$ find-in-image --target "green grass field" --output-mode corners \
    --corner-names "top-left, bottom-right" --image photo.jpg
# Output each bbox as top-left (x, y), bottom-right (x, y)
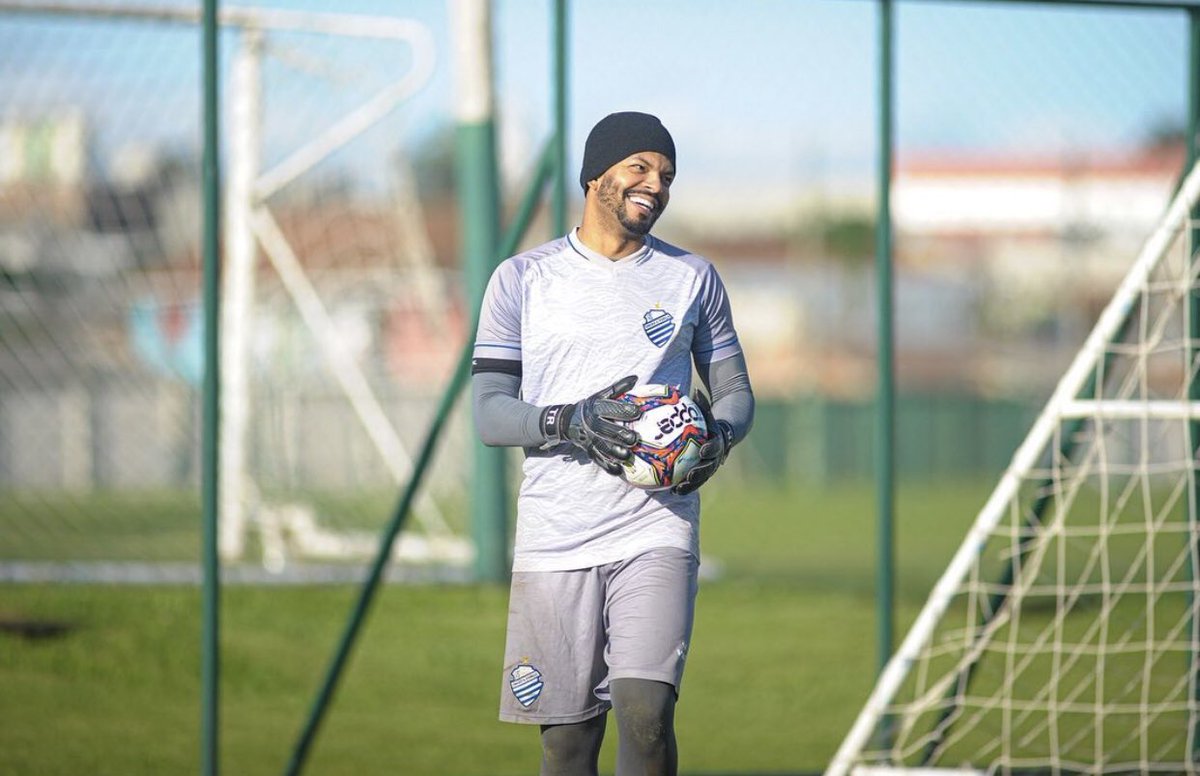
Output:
top-left (0, 480), bottom-right (993, 775)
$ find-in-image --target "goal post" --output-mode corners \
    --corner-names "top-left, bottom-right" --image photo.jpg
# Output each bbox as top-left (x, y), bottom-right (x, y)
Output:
top-left (828, 156), bottom-right (1200, 775)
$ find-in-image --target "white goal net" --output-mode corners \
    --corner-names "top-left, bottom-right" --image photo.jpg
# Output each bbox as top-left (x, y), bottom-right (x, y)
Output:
top-left (0, 2), bottom-right (474, 582)
top-left (829, 158), bottom-right (1200, 775)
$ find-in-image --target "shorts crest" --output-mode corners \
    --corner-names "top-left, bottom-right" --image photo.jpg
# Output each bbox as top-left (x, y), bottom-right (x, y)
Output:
top-left (509, 663), bottom-right (544, 708)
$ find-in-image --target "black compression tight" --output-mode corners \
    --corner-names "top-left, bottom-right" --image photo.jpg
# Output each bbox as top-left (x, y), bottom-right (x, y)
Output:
top-left (540, 714), bottom-right (606, 776)
top-left (538, 678), bottom-right (677, 776)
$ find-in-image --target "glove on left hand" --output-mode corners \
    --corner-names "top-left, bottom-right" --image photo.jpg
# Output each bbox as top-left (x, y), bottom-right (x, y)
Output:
top-left (671, 391), bottom-right (734, 495)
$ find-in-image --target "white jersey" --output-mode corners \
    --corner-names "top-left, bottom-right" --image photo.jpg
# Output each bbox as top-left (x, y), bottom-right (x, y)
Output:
top-left (473, 229), bottom-right (743, 572)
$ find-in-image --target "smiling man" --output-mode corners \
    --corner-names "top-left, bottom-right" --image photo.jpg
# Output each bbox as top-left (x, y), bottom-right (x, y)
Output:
top-left (471, 111), bottom-right (755, 775)
top-left (579, 116), bottom-right (674, 255)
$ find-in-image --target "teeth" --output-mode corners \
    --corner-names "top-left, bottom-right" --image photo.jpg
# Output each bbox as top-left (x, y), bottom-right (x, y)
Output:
top-left (629, 196), bottom-right (656, 210)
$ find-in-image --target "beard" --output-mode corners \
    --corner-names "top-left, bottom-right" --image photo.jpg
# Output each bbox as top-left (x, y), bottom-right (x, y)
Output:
top-left (597, 175), bottom-right (660, 236)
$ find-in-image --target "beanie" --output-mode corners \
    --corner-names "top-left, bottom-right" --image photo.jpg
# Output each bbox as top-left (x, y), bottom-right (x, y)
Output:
top-left (579, 111), bottom-right (676, 193)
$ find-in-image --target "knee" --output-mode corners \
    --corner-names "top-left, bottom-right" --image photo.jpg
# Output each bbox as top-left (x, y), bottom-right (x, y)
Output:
top-left (610, 678), bottom-right (675, 750)
top-left (620, 707), bottom-right (669, 752)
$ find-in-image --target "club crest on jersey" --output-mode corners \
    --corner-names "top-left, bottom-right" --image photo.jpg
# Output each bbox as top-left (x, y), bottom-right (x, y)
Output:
top-left (642, 308), bottom-right (674, 347)
top-left (509, 663), bottom-right (544, 708)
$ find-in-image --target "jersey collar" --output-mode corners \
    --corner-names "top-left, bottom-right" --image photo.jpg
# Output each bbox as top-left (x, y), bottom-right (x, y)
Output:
top-left (567, 228), bottom-right (654, 268)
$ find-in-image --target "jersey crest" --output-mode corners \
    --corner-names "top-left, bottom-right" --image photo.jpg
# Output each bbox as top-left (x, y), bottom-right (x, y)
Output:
top-left (642, 308), bottom-right (675, 347)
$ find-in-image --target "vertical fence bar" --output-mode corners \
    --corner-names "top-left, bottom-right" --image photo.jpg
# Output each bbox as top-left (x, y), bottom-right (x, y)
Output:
top-left (875, 0), bottom-right (896, 679)
top-left (282, 347), bottom-right (472, 776)
top-left (200, 0), bottom-right (222, 773)
top-left (551, 0), bottom-right (568, 235)
top-left (282, 347), bottom-right (470, 776)
top-left (1188, 7), bottom-right (1200, 767)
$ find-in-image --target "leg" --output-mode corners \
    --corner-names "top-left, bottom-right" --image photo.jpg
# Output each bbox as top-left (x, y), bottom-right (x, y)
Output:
top-left (539, 714), bottom-right (607, 776)
top-left (599, 548), bottom-right (698, 774)
top-left (610, 678), bottom-right (677, 775)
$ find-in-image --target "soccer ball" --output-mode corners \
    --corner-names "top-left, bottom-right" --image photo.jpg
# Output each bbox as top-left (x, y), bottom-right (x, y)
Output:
top-left (613, 384), bottom-right (708, 491)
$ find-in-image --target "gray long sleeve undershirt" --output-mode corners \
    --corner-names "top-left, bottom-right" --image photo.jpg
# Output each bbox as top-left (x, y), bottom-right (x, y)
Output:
top-left (471, 353), bottom-right (755, 450)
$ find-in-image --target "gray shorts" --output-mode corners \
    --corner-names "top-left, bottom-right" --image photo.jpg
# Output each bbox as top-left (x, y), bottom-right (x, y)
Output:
top-left (498, 547), bottom-right (699, 725)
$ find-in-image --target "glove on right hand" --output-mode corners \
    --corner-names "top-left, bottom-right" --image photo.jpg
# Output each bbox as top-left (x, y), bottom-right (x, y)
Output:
top-left (541, 375), bottom-right (642, 475)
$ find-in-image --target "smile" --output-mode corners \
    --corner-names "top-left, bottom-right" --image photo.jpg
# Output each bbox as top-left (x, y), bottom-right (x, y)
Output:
top-left (626, 193), bottom-right (658, 215)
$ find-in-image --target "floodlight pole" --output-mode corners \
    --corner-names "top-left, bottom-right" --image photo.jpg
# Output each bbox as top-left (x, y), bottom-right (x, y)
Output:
top-left (200, 0), bottom-right (222, 773)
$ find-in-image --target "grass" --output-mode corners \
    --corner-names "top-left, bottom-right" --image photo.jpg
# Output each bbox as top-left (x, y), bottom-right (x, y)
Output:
top-left (0, 479), bottom-right (994, 775)
top-left (0, 490), bottom-right (200, 561)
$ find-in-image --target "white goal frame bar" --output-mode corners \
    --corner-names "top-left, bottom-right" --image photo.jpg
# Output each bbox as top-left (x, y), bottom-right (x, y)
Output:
top-left (826, 156), bottom-right (1200, 776)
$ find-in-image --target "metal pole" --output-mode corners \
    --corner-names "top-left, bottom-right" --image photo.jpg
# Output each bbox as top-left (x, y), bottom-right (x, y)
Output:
top-left (451, 0), bottom-right (509, 583)
top-left (551, 0), bottom-right (568, 235)
top-left (1187, 7), bottom-right (1200, 766)
top-left (200, 0), bottom-right (221, 773)
top-left (283, 339), bottom-right (473, 776)
top-left (875, 0), bottom-right (896, 680)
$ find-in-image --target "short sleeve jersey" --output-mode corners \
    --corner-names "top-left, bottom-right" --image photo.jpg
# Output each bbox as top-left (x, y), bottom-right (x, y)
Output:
top-left (472, 229), bottom-right (742, 572)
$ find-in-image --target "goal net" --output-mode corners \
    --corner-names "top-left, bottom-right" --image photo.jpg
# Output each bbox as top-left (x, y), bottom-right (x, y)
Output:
top-left (0, 4), bottom-right (474, 582)
top-left (828, 157), bottom-right (1200, 775)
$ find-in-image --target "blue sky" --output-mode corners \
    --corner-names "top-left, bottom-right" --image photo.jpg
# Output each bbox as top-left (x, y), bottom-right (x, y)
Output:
top-left (497, 0), bottom-right (1188, 191)
top-left (0, 0), bottom-right (1190, 201)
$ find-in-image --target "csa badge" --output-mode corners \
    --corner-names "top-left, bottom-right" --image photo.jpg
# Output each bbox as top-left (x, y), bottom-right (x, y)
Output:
top-left (509, 663), bottom-right (544, 708)
top-left (642, 308), bottom-right (675, 347)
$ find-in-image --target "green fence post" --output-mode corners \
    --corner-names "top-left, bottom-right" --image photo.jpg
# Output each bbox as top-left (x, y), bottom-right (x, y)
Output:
top-left (200, 0), bottom-right (221, 773)
top-left (1188, 5), bottom-right (1200, 766)
top-left (552, 0), bottom-right (568, 235)
top-left (874, 0), bottom-right (896, 679)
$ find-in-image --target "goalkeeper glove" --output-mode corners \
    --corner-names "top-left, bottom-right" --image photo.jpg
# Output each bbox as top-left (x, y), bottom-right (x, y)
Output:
top-left (671, 391), bottom-right (734, 495)
top-left (540, 374), bottom-right (642, 475)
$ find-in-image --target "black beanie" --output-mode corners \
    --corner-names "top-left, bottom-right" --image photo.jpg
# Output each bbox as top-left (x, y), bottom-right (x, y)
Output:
top-left (579, 111), bottom-right (676, 193)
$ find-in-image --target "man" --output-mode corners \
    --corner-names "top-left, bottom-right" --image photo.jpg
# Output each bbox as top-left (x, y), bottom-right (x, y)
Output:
top-left (471, 111), bottom-right (754, 775)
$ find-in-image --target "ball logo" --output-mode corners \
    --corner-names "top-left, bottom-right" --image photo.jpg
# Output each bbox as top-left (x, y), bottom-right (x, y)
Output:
top-left (642, 308), bottom-right (675, 347)
top-left (614, 384), bottom-right (708, 490)
top-left (509, 663), bottom-right (544, 708)
top-left (653, 403), bottom-right (701, 441)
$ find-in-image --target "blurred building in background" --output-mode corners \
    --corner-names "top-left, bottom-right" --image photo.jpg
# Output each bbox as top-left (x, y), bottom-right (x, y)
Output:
top-left (672, 139), bottom-right (1184, 401)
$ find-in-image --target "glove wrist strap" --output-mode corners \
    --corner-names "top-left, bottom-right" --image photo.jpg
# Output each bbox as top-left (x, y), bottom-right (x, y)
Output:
top-left (539, 403), bottom-right (575, 449)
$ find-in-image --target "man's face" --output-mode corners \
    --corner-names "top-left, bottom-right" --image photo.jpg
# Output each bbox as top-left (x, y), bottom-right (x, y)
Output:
top-left (591, 151), bottom-right (675, 237)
